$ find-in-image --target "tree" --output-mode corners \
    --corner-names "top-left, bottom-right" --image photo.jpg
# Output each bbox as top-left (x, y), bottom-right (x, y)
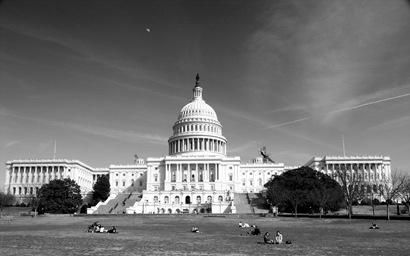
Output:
top-left (400, 176), bottom-right (410, 216)
top-left (38, 178), bottom-right (83, 214)
top-left (91, 175), bottom-right (110, 205)
top-left (309, 174), bottom-right (344, 218)
top-left (379, 169), bottom-right (407, 220)
top-left (24, 193), bottom-right (42, 217)
top-left (264, 167), bottom-right (343, 217)
top-left (335, 166), bottom-right (365, 219)
top-left (0, 190), bottom-right (15, 219)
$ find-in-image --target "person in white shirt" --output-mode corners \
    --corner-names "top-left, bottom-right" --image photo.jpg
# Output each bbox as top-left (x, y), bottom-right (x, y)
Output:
top-left (275, 231), bottom-right (283, 244)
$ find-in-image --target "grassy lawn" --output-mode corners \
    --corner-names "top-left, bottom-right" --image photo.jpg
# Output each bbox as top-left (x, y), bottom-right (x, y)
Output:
top-left (0, 214), bottom-right (409, 256)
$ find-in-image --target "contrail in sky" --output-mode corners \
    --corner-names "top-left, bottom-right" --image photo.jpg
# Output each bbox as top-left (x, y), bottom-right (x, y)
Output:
top-left (264, 93), bottom-right (410, 129)
top-left (330, 93), bottom-right (410, 114)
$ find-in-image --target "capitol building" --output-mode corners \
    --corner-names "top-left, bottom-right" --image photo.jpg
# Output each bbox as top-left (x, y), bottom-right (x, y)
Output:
top-left (4, 76), bottom-right (391, 214)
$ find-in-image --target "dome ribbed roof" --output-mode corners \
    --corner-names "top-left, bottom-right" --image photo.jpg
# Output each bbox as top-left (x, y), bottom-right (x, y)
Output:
top-left (178, 100), bottom-right (218, 121)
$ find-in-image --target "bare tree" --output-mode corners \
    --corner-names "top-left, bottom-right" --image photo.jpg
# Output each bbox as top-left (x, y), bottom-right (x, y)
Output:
top-left (24, 193), bottom-right (42, 217)
top-left (400, 176), bottom-right (410, 216)
top-left (379, 169), bottom-right (407, 220)
top-left (335, 167), bottom-right (365, 219)
top-left (0, 190), bottom-right (15, 219)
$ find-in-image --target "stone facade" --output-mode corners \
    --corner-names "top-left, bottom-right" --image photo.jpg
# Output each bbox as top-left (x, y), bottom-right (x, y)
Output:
top-left (4, 159), bottom-right (103, 203)
top-left (304, 155), bottom-right (391, 194)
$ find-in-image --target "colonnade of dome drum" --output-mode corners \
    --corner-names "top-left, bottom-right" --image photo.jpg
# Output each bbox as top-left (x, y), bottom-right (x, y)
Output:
top-left (168, 136), bottom-right (226, 155)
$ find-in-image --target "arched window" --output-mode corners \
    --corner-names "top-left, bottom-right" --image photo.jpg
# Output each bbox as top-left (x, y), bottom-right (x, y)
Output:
top-left (218, 196), bottom-right (223, 202)
top-left (207, 196), bottom-right (212, 203)
top-left (175, 196), bottom-right (180, 204)
top-left (154, 196), bottom-right (158, 203)
top-left (196, 196), bottom-right (201, 204)
top-left (164, 196), bottom-right (169, 204)
top-left (229, 174), bottom-right (233, 181)
top-left (154, 174), bottom-right (158, 182)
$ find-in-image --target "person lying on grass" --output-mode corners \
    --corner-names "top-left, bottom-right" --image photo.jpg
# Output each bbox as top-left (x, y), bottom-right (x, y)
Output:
top-left (107, 226), bottom-right (117, 233)
top-left (239, 221), bottom-right (250, 228)
top-left (191, 227), bottom-right (201, 233)
top-left (369, 222), bottom-right (379, 229)
top-left (247, 225), bottom-right (261, 236)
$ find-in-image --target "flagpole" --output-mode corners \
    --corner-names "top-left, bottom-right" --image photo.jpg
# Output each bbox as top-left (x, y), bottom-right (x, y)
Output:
top-left (342, 135), bottom-right (345, 157)
top-left (54, 140), bottom-right (57, 159)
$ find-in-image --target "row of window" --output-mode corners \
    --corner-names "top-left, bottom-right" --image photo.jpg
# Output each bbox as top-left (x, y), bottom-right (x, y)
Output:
top-left (115, 172), bottom-right (144, 177)
top-left (11, 186), bottom-right (39, 195)
top-left (114, 179), bottom-right (144, 187)
top-left (174, 123), bottom-right (221, 135)
top-left (150, 195), bottom-right (223, 204)
top-left (333, 172), bottom-right (386, 180)
top-left (241, 178), bottom-right (264, 186)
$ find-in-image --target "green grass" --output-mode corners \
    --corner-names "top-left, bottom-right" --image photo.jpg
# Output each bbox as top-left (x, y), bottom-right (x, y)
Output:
top-left (0, 214), bottom-right (409, 256)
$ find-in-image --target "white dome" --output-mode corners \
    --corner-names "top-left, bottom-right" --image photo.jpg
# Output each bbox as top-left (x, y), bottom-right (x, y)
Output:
top-left (178, 99), bottom-right (218, 122)
top-left (168, 75), bottom-right (227, 156)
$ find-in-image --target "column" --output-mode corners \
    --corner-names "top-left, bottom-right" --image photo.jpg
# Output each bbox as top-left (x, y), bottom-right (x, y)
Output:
top-left (5, 166), bottom-right (11, 190)
top-left (205, 164), bottom-right (208, 182)
top-left (195, 164), bottom-right (199, 182)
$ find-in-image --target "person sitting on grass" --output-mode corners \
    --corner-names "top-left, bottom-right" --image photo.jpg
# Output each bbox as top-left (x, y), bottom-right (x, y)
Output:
top-left (275, 231), bottom-right (283, 244)
top-left (107, 226), bottom-right (117, 233)
top-left (264, 232), bottom-right (274, 244)
top-left (253, 226), bottom-right (261, 235)
top-left (191, 227), bottom-right (201, 233)
top-left (369, 222), bottom-right (379, 229)
top-left (247, 225), bottom-right (261, 236)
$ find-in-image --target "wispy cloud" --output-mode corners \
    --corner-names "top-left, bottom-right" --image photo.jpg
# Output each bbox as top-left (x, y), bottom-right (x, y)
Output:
top-left (227, 141), bottom-right (261, 155)
top-left (264, 92), bottom-right (410, 129)
top-left (55, 122), bottom-right (169, 145)
top-left (368, 116), bottom-right (410, 131)
top-left (330, 93), bottom-right (410, 114)
top-left (0, 108), bottom-right (168, 145)
top-left (3, 140), bottom-right (19, 149)
top-left (264, 117), bottom-right (312, 129)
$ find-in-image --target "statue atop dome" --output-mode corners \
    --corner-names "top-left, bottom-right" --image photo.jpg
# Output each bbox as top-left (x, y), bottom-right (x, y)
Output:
top-left (195, 73), bottom-right (200, 87)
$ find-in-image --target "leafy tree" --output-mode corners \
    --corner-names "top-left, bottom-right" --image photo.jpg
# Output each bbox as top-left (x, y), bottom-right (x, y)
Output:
top-left (38, 178), bottom-right (83, 214)
top-left (91, 175), bottom-right (110, 205)
top-left (379, 169), bottom-right (407, 220)
top-left (0, 190), bottom-right (15, 219)
top-left (309, 174), bottom-right (344, 218)
top-left (264, 167), bottom-right (343, 217)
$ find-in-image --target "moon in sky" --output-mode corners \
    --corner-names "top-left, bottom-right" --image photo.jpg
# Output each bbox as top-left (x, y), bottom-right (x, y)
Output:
top-left (146, 28), bottom-right (150, 32)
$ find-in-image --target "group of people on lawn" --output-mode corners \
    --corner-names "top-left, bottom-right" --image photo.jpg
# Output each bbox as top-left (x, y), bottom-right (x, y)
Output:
top-left (87, 221), bottom-right (117, 233)
top-left (238, 221), bottom-right (284, 244)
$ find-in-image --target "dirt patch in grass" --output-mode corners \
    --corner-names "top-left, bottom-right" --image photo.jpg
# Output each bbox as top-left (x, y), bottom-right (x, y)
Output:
top-left (0, 215), bottom-right (409, 255)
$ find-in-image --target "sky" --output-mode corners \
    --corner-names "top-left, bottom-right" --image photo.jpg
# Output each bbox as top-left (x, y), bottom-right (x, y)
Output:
top-left (1, 0), bottom-right (410, 187)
